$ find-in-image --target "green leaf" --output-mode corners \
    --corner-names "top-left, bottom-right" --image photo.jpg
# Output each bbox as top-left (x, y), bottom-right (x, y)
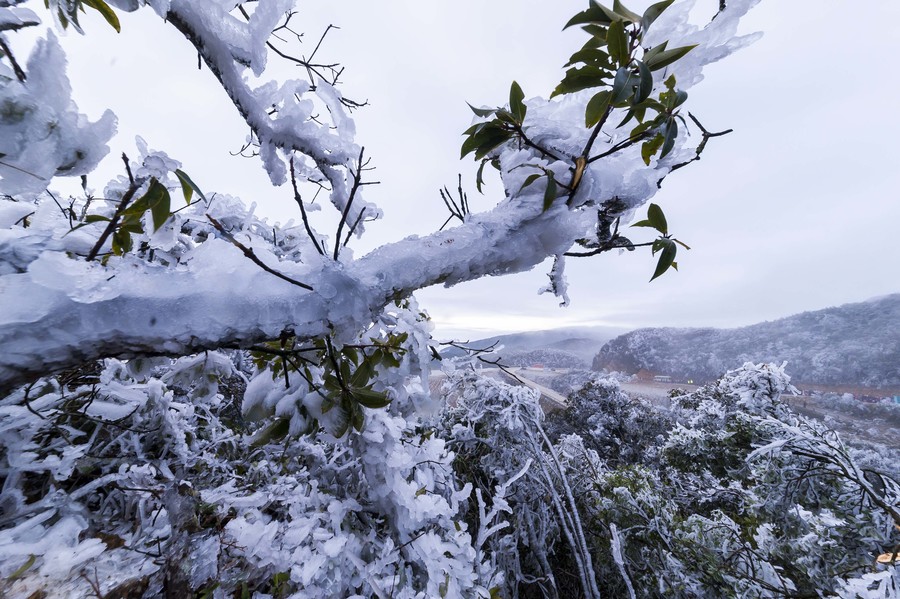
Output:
top-left (551, 65), bottom-right (611, 98)
top-left (461, 124), bottom-right (511, 160)
top-left (476, 159), bottom-right (488, 193)
top-left (606, 19), bottom-right (629, 66)
top-left (461, 123), bottom-right (513, 160)
top-left (564, 2), bottom-right (614, 29)
top-left (611, 66), bottom-right (633, 104)
top-left (509, 81), bottom-right (526, 122)
top-left (660, 118), bottom-right (678, 158)
top-left (125, 178), bottom-right (171, 232)
top-left (542, 174), bottom-right (558, 212)
top-left (146, 179), bottom-right (172, 232)
top-left (647, 203), bottom-right (667, 234)
top-left (640, 0), bottom-right (675, 32)
top-left (613, 0), bottom-right (641, 23)
top-left (7, 555), bottom-right (36, 582)
top-left (650, 238), bottom-right (677, 281)
top-left (350, 360), bottom-right (373, 388)
top-left (674, 238), bottom-right (691, 250)
top-left (111, 229), bottom-right (132, 256)
top-left (640, 133), bottom-right (664, 165)
top-left (174, 168), bottom-right (207, 204)
top-left (466, 103), bottom-right (496, 118)
top-left (635, 60), bottom-right (653, 103)
top-left (329, 406), bottom-right (350, 438)
top-left (84, 214), bottom-right (111, 223)
top-left (352, 387), bottom-right (392, 409)
top-left (565, 47), bottom-right (612, 69)
top-left (249, 418), bottom-right (291, 447)
top-left (646, 44), bottom-right (697, 71)
top-left (82, 0), bottom-right (120, 32)
top-left (585, 90), bottom-right (612, 128)
top-left (518, 173), bottom-right (543, 193)
top-left (350, 402), bottom-right (365, 431)
top-left (642, 40), bottom-right (668, 65)
top-left (598, 3), bottom-right (628, 22)
top-left (461, 122), bottom-right (487, 136)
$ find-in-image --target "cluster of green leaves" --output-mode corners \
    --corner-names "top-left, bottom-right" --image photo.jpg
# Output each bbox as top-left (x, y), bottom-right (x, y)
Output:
top-left (250, 332), bottom-right (408, 440)
top-left (459, 81), bottom-right (528, 193)
top-left (631, 202), bottom-right (690, 281)
top-left (459, 0), bottom-right (697, 224)
top-left (44, 0), bottom-right (121, 33)
top-left (560, 0), bottom-right (694, 164)
top-left (85, 179), bottom-right (170, 256)
top-left (320, 335), bottom-right (404, 437)
top-left (79, 169), bottom-right (204, 259)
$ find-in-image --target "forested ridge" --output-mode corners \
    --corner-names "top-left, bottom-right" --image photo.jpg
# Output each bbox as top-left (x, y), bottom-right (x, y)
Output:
top-left (593, 294), bottom-right (900, 387)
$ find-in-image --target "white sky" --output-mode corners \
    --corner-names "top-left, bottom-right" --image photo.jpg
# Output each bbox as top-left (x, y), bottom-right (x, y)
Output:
top-left (27, 0), bottom-right (900, 339)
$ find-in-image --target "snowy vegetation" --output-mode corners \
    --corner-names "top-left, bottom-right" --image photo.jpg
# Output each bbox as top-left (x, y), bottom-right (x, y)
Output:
top-left (1, 0), bottom-right (898, 597)
top-left (502, 349), bottom-right (587, 370)
top-left (593, 294), bottom-right (900, 387)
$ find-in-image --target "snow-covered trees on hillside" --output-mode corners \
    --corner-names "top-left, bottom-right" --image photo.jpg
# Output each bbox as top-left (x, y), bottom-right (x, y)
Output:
top-left (2, 0), bottom-right (897, 597)
top-left (592, 295), bottom-right (900, 387)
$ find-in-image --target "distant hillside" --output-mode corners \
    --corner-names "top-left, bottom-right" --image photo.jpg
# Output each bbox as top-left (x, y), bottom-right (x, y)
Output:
top-left (442, 326), bottom-right (628, 363)
top-left (593, 295), bottom-right (900, 388)
top-left (503, 349), bottom-right (586, 369)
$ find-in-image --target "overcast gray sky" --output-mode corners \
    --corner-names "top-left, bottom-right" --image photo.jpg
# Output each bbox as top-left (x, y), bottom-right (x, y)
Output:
top-left (47, 0), bottom-right (900, 339)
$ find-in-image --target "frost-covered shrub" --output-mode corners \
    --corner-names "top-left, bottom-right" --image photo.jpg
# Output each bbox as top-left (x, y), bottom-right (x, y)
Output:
top-left (546, 377), bottom-right (671, 466)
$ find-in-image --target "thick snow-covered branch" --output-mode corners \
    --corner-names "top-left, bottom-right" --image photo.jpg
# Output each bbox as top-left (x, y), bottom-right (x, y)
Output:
top-left (0, 188), bottom-right (588, 395)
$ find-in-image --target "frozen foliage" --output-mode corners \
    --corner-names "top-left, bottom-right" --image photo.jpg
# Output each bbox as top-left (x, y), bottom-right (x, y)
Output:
top-left (593, 294), bottom-right (900, 387)
top-left (6, 1), bottom-right (892, 598)
top-left (0, 30), bottom-right (115, 196)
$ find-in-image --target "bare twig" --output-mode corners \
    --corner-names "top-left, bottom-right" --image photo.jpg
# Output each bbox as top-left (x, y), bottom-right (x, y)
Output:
top-left (664, 112), bottom-right (733, 179)
top-left (206, 215), bottom-right (314, 291)
top-left (86, 154), bottom-right (143, 261)
top-left (438, 174), bottom-right (470, 230)
top-left (290, 156), bottom-right (325, 255)
top-left (333, 147), bottom-right (366, 260)
top-left (0, 34), bottom-right (27, 82)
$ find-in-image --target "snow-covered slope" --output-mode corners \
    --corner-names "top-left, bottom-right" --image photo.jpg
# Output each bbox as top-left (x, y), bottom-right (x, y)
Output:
top-left (593, 294), bottom-right (900, 387)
